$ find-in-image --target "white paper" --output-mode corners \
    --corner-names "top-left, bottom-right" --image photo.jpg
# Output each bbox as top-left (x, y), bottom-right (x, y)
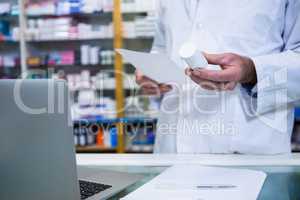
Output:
top-left (121, 165), bottom-right (267, 200)
top-left (116, 49), bottom-right (188, 85)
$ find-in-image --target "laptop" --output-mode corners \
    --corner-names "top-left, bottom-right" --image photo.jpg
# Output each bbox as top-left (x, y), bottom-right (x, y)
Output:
top-left (0, 79), bottom-right (142, 200)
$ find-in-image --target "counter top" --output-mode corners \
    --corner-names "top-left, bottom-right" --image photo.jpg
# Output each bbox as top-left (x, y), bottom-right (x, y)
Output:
top-left (76, 153), bottom-right (300, 166)
top-left (76, 154), bottom-right (300, 200)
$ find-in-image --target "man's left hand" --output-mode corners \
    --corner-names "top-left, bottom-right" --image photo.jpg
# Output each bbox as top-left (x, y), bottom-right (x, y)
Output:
top-left (186, 53), bottom-right (257, 91)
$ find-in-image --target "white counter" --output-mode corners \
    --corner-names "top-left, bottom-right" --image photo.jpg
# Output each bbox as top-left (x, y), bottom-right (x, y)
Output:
top-left (76, 154), bottom-right (300, 167)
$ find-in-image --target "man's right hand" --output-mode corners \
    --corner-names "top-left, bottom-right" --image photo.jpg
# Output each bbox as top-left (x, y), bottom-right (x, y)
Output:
top-left (135, 70), bottom-right (172, 96)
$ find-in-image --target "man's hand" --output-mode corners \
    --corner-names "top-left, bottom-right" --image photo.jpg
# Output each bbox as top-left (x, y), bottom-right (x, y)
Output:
top-left (136, 70), bottom-right (172, 95)
top-left (186, 53), bottom-right (257, 91)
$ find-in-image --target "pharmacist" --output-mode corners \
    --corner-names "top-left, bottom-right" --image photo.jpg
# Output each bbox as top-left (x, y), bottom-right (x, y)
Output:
top-left (136, 0), bottom-right (300, 154)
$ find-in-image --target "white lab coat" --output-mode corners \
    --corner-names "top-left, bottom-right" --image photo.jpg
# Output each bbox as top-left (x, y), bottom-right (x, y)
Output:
top-left (153, 0), bottom-right (300, 154)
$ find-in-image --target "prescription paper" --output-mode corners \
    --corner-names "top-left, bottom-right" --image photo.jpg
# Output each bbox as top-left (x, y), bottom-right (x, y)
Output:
top-left (121, 165), bottom-right (267, 200)
top-left (116, 49), bottom-right (188, 85)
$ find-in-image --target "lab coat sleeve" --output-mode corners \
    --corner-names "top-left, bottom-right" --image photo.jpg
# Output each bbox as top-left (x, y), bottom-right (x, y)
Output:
top-left (246, 0), bottom-right (300, 115)
top-left (151, 0), bottom-right (167, 54)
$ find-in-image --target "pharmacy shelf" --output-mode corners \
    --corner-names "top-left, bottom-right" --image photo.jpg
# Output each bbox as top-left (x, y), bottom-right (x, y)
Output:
top-left (26, 11), bottom-right (149, 18)
top-left (27, 12), bottom-right (112, 19)
top-left (0, 14), bottom-right (18, 17)
top-left (125, 150), bottom-right (153, 154)
top-left (125, 37), bottom-right (154, 39)
top-left (76, 145), bottom-right (117, 153)
top-left (2, 0), bottom-right (156, 153)
top-left (54, 63), bottom-right (135, 73)
top-left (73, 117), bottom-right (157, 125)
top-left (74, 118), bottom-right (118, 126)
top-left (73, 89), bottom-right (137, 99)
top-left (0, 14), bottom-right (19, 20)
top-left (27, 38), bottom-right (114, 43)
top-left (52, 65), bottom-right (115, 76)
top-left (26, 37), bottom-right (153, 43)
top-left (0, 67), bottom-right (20, 71)
top-left (0, 11), bottom-right (148, 19)
top-left (0, 39), bottom-right (19, 43)
top-left (28, 64), bottom-right (116, 74)
top-left (95, 89), bottom-right (139, 97)
top-left (124, 37), bottom-right (154, 42)
top-left (120, 117), bottom-right (157, 124)
top-left (122, 11), bottom-right (151, 14)
top-left (26, 63), bottom-right (133, 69)
top-left (0, 67), bottom-right (21, 78)
top-left (29, 64), bottom-right (114, 68)
top-left (28, 63), bottom-right (137, 79)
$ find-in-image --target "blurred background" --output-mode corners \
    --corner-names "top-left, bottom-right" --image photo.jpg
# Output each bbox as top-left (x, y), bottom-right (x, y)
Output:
top-left (0, 0), bottom-right (299, 154)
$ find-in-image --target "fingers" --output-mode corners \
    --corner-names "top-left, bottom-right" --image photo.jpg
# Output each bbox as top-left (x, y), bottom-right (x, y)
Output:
top-left (203, 53), bottom-right (226, 65)
top-left (135, 70), bottom-right (172, 95)
top-left (185, 68), bottom-right (193, 76)
top-left (159, 84), bottom-right (172, 92)
top-left (189, 74), bottom-right (237, 91)
top-left (191, 68), bottom-right (237, 82)
top-left (224, 81), bottom-right (237, 91)
top-left (141, 84), bottom-right (172, 95)
top-left (190, 74), bottom-right (223, 90)
top-left (137, 76), bottom-right (172, 95)
top-left (189, 52), bottom-right (237, 82)
top-left (136, 74), bottom-right (158, 86)
top-left (141, 87), bottom-right (161, 95)
top-left (203, 52), bottom-right (236, 66)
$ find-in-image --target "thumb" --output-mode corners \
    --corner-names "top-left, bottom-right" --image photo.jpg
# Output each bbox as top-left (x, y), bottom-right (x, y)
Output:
top-left (203, 52), bottom-right (226, 66)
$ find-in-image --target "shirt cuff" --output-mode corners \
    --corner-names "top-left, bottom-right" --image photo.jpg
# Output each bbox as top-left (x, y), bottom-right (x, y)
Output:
top-left (241, 83), bottom-right (257, 98)
top-left (249, 54), bottom-right (288, 114)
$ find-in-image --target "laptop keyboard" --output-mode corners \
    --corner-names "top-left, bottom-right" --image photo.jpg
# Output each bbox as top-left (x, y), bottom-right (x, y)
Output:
top-left (79, 180), bottom-right (112, 199)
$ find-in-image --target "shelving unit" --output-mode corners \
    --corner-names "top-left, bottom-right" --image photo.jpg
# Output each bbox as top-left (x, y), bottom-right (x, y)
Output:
top-left (0, 0), bottom-right (157, 153)
top-left (76, 145), bottom-right (117, 153)
top-left (0, 0), bottom-right (20, 76)
top-left (68, 1), bottom-right (157, 153)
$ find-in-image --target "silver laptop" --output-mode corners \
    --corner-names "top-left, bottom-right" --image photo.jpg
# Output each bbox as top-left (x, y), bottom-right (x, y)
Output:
top-left (0, 79), bottom-right (142, 200)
